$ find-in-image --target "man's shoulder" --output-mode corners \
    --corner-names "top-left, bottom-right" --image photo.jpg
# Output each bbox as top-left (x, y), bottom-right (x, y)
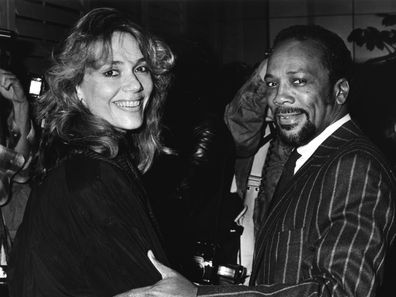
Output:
top-left (324, 128), bottom-right (396, 183)
top-left (335, 122), bottom-right (386, 158)
top-left (325, 120), bottom-right (380, 154)
top-left (312, 121), bottom-right (393, 174)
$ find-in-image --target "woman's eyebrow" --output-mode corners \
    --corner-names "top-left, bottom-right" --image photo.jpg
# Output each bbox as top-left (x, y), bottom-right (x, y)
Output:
top-left (109, 57), bottom-right (146, 66)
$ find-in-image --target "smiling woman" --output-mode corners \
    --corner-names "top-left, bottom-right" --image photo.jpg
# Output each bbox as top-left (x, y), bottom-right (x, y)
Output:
top-left (76, 31), bottom-right (154, 131)
top-left (7, 7), bottom-right (175, 297)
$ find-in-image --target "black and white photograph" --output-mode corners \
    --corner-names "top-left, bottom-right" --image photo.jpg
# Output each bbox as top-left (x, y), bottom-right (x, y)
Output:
top-left (0, 1), bottom-right (395, 296)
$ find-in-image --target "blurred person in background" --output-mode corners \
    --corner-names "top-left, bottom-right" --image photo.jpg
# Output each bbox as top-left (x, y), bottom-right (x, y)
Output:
top-left (0, 69), bottom-right (34, 297)
top-left (0, 68), bottom-right (33, 236)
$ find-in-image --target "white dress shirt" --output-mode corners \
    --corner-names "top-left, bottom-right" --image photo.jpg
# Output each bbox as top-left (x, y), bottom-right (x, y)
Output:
top-left (294, 114), bottom-right (351, 173)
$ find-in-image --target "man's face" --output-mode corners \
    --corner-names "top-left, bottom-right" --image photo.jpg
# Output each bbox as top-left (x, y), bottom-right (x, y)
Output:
top-left (265, 39), bottom-right (341, 147)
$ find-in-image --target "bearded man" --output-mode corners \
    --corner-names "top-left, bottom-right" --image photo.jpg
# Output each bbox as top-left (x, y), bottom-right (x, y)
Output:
top-left (119, 25), bottom-right (396, 297)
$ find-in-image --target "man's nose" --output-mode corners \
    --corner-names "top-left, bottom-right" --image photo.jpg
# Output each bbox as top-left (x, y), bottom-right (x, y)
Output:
top-left (123, 73), bottom-right (142, 92)
top-left (273, 85), bottom-right (294, 106)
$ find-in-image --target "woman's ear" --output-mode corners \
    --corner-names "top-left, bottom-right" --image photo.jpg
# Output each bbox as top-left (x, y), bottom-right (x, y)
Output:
top-left (75, 86), bottom-right (85, 105)
top-left (334, 78), bottom-right (349, 105)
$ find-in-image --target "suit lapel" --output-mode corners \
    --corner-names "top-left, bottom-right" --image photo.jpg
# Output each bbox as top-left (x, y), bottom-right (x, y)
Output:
top-left (250, 120), bottom-right (364, 283)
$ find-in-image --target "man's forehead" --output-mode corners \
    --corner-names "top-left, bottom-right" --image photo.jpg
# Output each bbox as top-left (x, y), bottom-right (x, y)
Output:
top-left (272, 39), bottom-right (322, 60)
top-left (266, 39), bottom-right (328, 75)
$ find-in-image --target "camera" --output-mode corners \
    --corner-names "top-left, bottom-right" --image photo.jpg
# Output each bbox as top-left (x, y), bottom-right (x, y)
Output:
top-left (192, 241), bottom-right (247, 285)
top-left (28, 76), bottom-right (44, 98)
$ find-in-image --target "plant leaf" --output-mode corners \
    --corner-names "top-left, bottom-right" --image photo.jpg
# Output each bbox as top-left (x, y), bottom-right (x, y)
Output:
top-left (348, 28), bottom-right (366, 45)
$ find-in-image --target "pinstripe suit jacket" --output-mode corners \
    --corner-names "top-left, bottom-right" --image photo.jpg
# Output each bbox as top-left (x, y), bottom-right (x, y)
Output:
top-left (198, 120), bottom-right (396, 296)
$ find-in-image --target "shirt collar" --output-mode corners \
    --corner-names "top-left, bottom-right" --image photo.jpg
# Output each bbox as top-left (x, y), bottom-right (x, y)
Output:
top-left (294, 114), bottom-right (351, 173)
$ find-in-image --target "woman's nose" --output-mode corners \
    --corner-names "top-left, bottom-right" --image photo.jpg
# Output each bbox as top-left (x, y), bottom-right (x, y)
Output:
top-left (123, 73), bottom-right (142, 92)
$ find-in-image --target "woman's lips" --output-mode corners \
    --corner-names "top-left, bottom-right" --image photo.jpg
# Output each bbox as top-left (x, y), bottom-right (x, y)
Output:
top-left (114, 99), bottom-right (143, 110)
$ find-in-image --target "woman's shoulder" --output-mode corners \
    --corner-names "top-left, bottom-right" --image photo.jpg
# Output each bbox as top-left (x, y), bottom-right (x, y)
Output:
top-left (67, 151), bottom-right (130, 189)
top-left (41, 151), bottom-right (128, 193)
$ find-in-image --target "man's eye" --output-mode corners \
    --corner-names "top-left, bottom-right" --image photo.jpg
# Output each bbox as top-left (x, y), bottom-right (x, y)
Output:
top-left (293, 78), bottom-right (306, 85)
top-left (103, 69), bottom-right (119, 77)
top-left (266, 81), bottom-right (278, 88)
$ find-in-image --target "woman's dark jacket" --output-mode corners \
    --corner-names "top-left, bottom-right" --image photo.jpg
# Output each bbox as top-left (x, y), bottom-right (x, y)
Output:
top-left (8, 142), bottom-right (167, 297)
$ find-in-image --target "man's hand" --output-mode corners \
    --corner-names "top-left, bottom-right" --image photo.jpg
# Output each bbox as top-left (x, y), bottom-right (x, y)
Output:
top-left (114, 250), bottom-right (198, 297)
top-left (0, 69), bottom-right (27, 104)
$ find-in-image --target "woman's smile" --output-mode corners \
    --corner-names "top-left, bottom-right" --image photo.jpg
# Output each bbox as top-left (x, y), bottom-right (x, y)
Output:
top-left (113, 99), bottom-right (143, 110)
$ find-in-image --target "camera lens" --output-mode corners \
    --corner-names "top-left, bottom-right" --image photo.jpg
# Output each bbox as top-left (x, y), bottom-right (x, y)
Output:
top-left (217, 264), bottom-right (247, 284)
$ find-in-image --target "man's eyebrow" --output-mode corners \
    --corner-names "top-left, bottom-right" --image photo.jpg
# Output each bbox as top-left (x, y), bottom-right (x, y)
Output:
top-left (286, 69), bottom-right (306, 75)
top-left (264, 70), bottom-right (311, 80)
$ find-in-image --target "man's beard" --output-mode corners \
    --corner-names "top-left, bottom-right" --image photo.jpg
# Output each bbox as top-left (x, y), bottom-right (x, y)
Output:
top-left (274, 107), bottom-right (316, 147)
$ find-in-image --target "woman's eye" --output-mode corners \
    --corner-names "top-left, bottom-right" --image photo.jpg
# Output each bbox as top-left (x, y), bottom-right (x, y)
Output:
top-left (135, 65), bottom-right (150, 73)
top-left (103, 69), bottom-right (119, 77)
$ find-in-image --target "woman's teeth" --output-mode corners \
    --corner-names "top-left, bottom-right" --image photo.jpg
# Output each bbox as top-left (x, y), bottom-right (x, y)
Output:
top-left (114, 100), bottom-right (141, 108)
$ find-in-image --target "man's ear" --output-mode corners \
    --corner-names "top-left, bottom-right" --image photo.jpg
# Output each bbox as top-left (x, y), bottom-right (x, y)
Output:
top-left (334, 78), bottom-right (349, 105)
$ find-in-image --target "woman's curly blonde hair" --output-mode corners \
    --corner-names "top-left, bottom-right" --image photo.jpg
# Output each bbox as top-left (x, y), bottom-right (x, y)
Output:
top-left (37, 7), bottom-right (175, 173)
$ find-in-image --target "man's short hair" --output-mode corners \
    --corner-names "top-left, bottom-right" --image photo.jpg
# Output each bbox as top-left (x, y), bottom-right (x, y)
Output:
top-left (273, 25), bottom-right (353, 85)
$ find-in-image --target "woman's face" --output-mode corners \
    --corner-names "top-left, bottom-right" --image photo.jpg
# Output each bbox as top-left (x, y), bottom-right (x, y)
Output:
top-left (76, 32), bottom-right (153, 131)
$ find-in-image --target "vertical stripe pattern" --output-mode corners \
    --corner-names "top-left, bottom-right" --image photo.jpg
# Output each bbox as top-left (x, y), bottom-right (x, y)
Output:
top-left (198, 121), bottom-right (396, 296)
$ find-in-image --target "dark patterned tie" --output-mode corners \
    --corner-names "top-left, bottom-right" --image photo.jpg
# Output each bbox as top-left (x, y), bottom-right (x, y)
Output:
top-left (274, 148), bottom-right (301, 196)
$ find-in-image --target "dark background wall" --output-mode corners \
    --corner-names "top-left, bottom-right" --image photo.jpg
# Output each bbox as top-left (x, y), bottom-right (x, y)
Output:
top-left (2, 0), bottom-right (396, 75)
top-left (0, 0), bottom-right (269, 76)
top-left (1, 0), bottom-right (396, 165)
